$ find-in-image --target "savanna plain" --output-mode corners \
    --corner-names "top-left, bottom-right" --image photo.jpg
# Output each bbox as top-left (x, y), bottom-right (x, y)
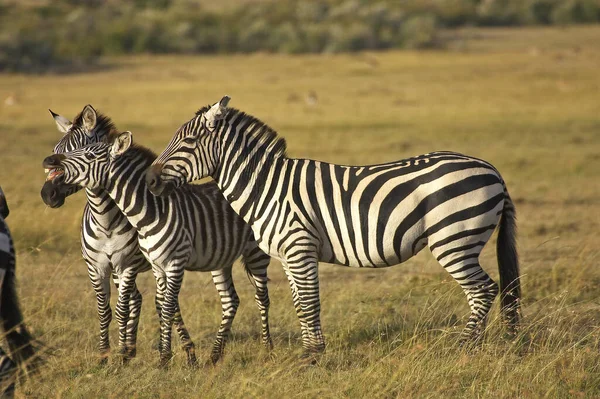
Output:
top-left (0, 26), bottom-right (599, 398)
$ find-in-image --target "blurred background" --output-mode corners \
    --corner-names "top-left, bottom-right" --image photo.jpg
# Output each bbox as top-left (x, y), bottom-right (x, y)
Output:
top-left (1, 0), bottom-right (600, 72)
top-left (0, 1), bottom-right (599, 397)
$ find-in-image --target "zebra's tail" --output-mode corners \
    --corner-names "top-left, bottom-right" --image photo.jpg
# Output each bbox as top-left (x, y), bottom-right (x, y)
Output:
top-left (497, 189), bottom-right (521, 333)
top-left (2, 265), bottom-right (36, 368)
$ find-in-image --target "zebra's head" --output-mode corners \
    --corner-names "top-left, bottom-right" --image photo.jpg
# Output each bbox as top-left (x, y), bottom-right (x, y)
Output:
top-left (41, 105), bottom-right (115, 207)
top-left (42, 131), bottom-right (133, 192)
top-left (146, 96), bottom-right (230, 197)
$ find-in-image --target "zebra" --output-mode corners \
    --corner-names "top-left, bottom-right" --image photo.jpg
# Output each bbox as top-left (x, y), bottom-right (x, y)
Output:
top-left (146, 96), bottom-right (521, 355)
top-left (41, 106), bottom-right (153, 364)
top-left (42, 130), bottom-right (273, 366)
top-left (0, 186), bottom-right (38, 397)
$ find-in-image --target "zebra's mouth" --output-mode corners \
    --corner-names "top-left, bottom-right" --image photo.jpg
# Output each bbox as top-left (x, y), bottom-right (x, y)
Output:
top-left (45, 168), bottom-right (64, 182)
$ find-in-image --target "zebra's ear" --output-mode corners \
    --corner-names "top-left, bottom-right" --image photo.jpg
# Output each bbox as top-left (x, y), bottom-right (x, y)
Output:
top-left (81, 104), bottom-right (97, 134)
top-left (110, 131), bottom-right (133, 158)
top-left (49, 109), bottom-right (72, 134)
top-left (205, 95), bottom-right (230, 126)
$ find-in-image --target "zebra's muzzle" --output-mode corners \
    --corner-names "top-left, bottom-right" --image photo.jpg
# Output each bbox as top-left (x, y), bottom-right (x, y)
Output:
top-left (146, 164), bottom-right (173, 197)
top-left (40, 180), bottom-right (66, 208)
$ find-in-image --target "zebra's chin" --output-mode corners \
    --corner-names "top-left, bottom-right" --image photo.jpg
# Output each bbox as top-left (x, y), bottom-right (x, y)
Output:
top-left (40, 180), bottom-right (66, 208)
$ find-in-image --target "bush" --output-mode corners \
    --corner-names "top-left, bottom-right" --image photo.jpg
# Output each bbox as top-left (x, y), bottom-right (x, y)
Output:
top-left (400, 14), bottom-right (439, 49)
top-left (1, 0), bottom-right (599, 73)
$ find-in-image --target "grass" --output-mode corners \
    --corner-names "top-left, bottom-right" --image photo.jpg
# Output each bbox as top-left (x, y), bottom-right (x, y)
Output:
top-left (0, 25), bottom-right (599, 397)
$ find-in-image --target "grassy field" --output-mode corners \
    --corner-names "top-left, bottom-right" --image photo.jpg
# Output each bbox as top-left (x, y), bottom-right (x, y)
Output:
top-left (0, 25), bottom-right (599, 398)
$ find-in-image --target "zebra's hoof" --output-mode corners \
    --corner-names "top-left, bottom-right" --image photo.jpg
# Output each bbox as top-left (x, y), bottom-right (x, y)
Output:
top-left (158, 353), bottom-right (172, 369)
top-left (263, 338), bottom-right (274, 351)
top-left (98, 356), bottom-right (109, 367)
top-left (210, 351), bottom-right (223, 365)
top-left (126, 346), bottom-right (137, 360)
top-left (186, 350), bottom-right (198, 368)
top-left (299, 352), bottom-right (319, 366)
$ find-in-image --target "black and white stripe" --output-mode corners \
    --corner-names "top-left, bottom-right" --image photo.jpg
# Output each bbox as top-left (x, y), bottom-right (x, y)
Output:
top-left (42, 106), bottom-right (167, 362)
top-left (43, 130), bottom-right (272, 365)
top-left (148, 97), bottom-right (521, 354)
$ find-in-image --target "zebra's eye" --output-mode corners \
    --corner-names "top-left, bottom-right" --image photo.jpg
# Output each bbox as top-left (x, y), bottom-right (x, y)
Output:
top-left (183, 136), bottom-right (197, 144)
top-left (84, 152), bottom-right (95, 160)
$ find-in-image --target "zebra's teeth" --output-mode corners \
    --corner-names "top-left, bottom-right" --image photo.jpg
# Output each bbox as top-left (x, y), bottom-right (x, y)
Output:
top-left (45, 168), bottom-right (50, 173)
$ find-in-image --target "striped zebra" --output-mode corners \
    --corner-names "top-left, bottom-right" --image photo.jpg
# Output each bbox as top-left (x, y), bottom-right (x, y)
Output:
top-left (41, 106), bottom-right (152, 363)
top-left (146, 96), bottom-right (521, 355)
top-left (0, 187), bottom-right (38, 397)
top-left (42, 130), bottom-right (272, 365)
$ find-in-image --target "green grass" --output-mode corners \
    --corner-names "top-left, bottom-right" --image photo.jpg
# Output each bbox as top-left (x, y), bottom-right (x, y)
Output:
top-left (0, 26), bottom-right (599, 398)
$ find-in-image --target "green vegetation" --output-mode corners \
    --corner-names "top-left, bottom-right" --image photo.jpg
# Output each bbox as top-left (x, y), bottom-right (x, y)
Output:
top-left (0, 26), bottom-right (599, 397)
top-left (1, 0), bottom-right (600, 72)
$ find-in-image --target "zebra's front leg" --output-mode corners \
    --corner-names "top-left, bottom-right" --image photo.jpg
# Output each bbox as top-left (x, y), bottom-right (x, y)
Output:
top-left (284, 256), bottom-right (325, 355)
top-left (210, 267), bottom-right (240, 364)
top-left (243, 244), bottom-right (273, 350)
top-left (114, 272), bottom-right (137, 363)
top-left (89, 266), bottom-right (112, 365)
top-left (125, 284), bottom-right (143, 360)
top-left (158, 269), bottom-right (185, 367)
top-left (283, 267), bottom-right (309, 345)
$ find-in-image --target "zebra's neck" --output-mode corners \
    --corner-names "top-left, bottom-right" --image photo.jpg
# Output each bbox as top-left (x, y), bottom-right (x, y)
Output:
top-left (104, 148), bottom-right (166, 236)
top-left (84, 188), bottom-right (127, 227)
top-left (213, 122), bottom-right (287, 226)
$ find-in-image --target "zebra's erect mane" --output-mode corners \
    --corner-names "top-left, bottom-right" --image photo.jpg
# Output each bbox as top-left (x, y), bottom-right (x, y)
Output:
top-left (72, 110), bottom-right (118, 138)
top-left (196, 105), bottom-right (288, 159)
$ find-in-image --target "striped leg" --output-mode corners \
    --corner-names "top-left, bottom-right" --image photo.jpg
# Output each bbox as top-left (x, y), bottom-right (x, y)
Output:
top-left (243, 244), bottom-right (273, 350)
top-left (153, 271), bottom-right (196, 365)
top-left (430, 225), bottom-right (499, 345)
top-left (153, 275), bottom-right (166, 353)
top-left (284, 252), bottom-right (325, 355)
top-left (173, 310), bottom-right (197, 366)
top-left (0, 347), bottom-right (16, 399)
top-left (283, 268), bottom-right (309, 345)
top-left (114, 271), bottom-right (137, 363)
top-left (126, 284), bottom-right (143, 359)
top-left (88, 263), bottom-right (112, 364)
top-left (437, 253), bottom-right (498, 345)
top-left (210, 267), bottom-right (240, 364)
top-left (157, 268), bottom-right (185, 367)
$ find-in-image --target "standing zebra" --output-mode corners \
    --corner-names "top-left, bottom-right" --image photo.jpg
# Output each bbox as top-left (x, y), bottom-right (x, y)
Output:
top-left (0, 187), bottom-right (38, 397)
top-left (42, 130), bottom-right (272, 365)
top-left (146, 96), bottom-right (521, 355)
top-left (41, 106), bottom-right (195, 364)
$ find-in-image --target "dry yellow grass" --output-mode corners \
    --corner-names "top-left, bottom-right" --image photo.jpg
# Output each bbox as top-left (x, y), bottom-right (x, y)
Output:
top-left (0, 26), bottom-right (599, 398)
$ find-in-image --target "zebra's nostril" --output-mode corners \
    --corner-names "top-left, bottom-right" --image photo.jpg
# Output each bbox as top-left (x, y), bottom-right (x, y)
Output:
top-left (49, 190), bottom-right (56, 199)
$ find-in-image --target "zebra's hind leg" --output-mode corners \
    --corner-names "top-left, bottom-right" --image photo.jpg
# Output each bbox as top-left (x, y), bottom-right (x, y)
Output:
top-left (438, 253), bottom-right (498, 346)
top-left (210, 267), bottom-right (240, 364)
top-left (173, 308), bottom-right (197, 367)
top-left (88, 265), bottom-right (112, 365)
top-left (242, 244), bottom-right (273, 350)
top-left (430, 224), bottom-right (499, 346)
